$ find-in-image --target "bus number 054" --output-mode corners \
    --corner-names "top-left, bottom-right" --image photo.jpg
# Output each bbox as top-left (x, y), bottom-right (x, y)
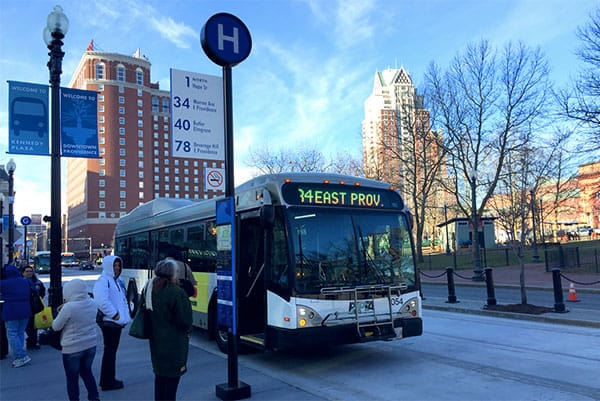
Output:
top-left (175, 140), bottom-right (191, 152)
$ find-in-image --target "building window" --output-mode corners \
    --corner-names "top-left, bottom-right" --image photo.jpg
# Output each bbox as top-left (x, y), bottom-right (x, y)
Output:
top-left (119, 149), bottom-right (126, 156)
top-left (119, 86), bottom-right (124, 94)
top-left (120, 159), bottom-right (126, 166)
top-left (98, 84), bottom-right (104, 91)
top-left (120, 191), bottom-right (126, 198)
top-left (98, 105), bottom-right (105, 113)
top-left (99, 169), bottom-right (105, 176)
top-left (99, 201), bottom-right (105, 209)
top-left (99, 116), bottom-right (105, 123)
top-left (98, 95), bottom-right (104, 102)
top-left (138, 120), bottom-right (143, 127)
top-left (99, 179), bottom-right (105, 187)
top-left (119, 117), bottom-right (125, 124)
top-left (139, 191), bottom-right (144, 199)
top-left (138, 140), bottom-right (143, 148)
top-left (99, 190), bottom-right (105, 198)
top-left (138, 130), bottom-right (144, 137)
top-left (120, 180), bottom-right (126, 188)
top-left (165, 176), bottom-right (170, 182)
top-left (164, 124), bottom-right (169, 131)
top-left (139, 171), bottom-right (144, 178)
top-left (137, 89), bottom-right (142, 97)
top-left (163, 142), bottom-right (169, 148)
top-left (120, 170), bottom-right (126, 177)
top-left (120, 201), bottom-right (126, 209)
top-left (154, 184), bottom-right (159, 190)
top-left (162, 98), bottom-right (169, 113)
top-left (136, 69), bottom-right (143, 85)
top-left (119, 128), bottom-right (125, 135)
top-left (138, 151), bottom-right (144, 158)
top-left (138, 110), bottom-right (143, 117)
top-left (99, 148), bottom-right (105, 156)
top-left (119, 138), bottom-right (125, 146)
top-left (99, 126), bottom-right (105, 133)
top-left (99, 159), bottom-right (105, 165)
top-left (99, 137), bottom-right (105, 145)
top-left (154, 141), bottom-right (159, 148)
top-left (152, 96), bottom-right (159, 112)
top-left (137, 99), bottom-right (143, 107)
top-left (117, 65), bottom-right (125, 81)
top-left (119, 96), bottom-right (125, 104)
top-left (96, 63), bottom-right (104, 79)
top-left (119, 106), bottom-right (125, 114)
top-left (165, 185), bottom-right (170, 191)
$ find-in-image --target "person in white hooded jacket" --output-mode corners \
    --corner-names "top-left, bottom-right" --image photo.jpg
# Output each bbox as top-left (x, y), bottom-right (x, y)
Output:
top-left (92, 255), bottom-right (131, 392)
top-left (52, 279), bottom-right (100, 401)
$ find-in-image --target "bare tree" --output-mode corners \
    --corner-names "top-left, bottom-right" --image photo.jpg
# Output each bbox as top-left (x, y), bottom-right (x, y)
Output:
top-left (557, 7), bottom-right (600, 151)
top-left (425, 40), bottom-right (552, 280)
top-left (244, 145), bottom-right (364, 177)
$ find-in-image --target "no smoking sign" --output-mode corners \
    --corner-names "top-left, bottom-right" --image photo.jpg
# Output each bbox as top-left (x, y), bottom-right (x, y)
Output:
top-left (205, 168), bottom-right (225, 192)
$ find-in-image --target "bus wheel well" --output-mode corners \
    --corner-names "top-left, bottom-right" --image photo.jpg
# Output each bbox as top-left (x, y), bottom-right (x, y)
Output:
top-left (126, 280), bottom-right (139, 319)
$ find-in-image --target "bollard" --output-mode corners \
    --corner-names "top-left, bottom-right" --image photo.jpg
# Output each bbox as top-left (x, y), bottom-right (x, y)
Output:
top-left (551, 268), bottom-right (567, 313)
top-left (484, 268), bottom-right (497, 306)
top-left (446, 267), bottom-right (458, 303)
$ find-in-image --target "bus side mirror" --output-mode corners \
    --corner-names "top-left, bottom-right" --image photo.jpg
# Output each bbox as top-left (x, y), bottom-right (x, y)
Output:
top-left (260, 205), bottom-right (274, 229)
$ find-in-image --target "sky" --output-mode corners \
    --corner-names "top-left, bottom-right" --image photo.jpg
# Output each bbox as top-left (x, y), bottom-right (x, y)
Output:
top-left (0, 0), bottom-right (598, 220)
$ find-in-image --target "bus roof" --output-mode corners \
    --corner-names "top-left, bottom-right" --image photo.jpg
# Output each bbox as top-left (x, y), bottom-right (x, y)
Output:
top-left (114, 173), bottom-right (400, 238)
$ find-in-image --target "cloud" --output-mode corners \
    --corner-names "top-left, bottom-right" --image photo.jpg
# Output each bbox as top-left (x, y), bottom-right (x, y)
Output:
top-left (148, 15), bottom-right (197, 49)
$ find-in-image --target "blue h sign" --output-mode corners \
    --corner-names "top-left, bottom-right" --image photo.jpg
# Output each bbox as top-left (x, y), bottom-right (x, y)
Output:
top-left (201, 13), bottom-right (252, 67)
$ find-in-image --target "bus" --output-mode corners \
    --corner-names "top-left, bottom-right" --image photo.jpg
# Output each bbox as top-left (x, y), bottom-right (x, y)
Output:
top-left (114, 173), bottom-right (422, 352)
top-left (33, 251), bottom-right (51, 274)
top-left (61, 252), bottom-right (78, 268)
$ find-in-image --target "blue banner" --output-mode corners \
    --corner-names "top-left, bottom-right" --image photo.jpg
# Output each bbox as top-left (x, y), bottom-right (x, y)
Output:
top-left (8, 81), bottom-right (50, 155)
top-left (61, 87), bottom-right (99, 158)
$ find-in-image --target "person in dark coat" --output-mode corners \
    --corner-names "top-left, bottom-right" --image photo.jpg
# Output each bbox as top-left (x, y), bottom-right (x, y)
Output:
top-left (145, 259), bottom-right (192, 401)
top-left (22, 265), bottom-right (46, 349)
top-left (1, 263), bottom-right (9, 359)
top-left (0, 264), bottom-right (33, 367)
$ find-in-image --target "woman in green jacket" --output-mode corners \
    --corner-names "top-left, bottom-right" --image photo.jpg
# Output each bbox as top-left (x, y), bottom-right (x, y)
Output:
top-left (146, 259), bottom-right (193, 401)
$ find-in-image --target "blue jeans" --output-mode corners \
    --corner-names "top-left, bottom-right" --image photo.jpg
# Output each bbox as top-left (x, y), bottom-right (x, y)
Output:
top-left (62, 346), bottom-right (99, 401)
top-left (5, 319), bottom-right (28, 360)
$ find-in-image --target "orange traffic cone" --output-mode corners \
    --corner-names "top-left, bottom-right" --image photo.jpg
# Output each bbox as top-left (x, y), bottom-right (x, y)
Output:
top-left (567, 283), bottom-right (580, 302)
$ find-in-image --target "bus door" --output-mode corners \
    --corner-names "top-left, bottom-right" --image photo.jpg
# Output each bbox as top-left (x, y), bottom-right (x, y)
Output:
top-left (237, 212), bottom-right (266, 341)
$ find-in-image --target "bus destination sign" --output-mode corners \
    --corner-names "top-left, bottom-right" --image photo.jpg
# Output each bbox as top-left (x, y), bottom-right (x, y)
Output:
top-left (282, 182), bottom-right (403, 209)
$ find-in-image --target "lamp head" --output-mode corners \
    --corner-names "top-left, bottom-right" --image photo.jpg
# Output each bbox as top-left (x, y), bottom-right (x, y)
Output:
top-left (7, 158), bottom-right (16, 173)
top-left (44, 5), bottom-right (68, 45)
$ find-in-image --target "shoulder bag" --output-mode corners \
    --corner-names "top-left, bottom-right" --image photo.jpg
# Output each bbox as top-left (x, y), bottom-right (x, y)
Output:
top-left (128, 283), bottom-right (152, 339)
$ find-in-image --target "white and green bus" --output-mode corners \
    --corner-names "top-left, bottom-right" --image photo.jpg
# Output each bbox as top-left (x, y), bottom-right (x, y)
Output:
top-left (114, 173), bottom-right (422, 352)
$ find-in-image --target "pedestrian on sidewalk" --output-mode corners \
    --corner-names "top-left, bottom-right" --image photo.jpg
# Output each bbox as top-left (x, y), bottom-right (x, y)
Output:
top-left (22, 265), bottom-right (46, 349)
top-left (146, 259), bottom-right (192, 401)
top-left (93, 255), bottom-right (130, 391)
top-left (52, 279), bottom-right (100, 401)
top-left (0, 263), bottom-right (32, 368)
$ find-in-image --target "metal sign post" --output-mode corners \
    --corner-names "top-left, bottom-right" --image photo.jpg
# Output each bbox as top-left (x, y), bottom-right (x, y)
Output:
top-left (201, 12), bottom-right (252, 401)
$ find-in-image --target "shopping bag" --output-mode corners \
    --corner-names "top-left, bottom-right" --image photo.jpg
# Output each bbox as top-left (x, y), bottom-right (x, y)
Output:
top-left (34, 305), bottom-right (53, 329)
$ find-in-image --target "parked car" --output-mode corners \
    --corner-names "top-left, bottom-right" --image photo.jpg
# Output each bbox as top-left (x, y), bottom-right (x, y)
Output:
top-left (79, 260), bottom-right (94, 270)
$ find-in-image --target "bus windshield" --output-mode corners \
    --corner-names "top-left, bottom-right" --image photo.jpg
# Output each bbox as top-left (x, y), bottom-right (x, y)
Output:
top-left (289, 208), bottom-right (415, 293)
top-left (61, 253), bottom-right (76, 267)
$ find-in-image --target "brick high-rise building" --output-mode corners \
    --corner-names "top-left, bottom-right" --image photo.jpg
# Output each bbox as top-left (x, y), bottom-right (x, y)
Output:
top-left (66, 43), bottom-right (223, 254)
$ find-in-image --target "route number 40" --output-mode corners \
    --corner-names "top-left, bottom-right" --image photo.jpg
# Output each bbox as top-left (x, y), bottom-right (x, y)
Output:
top-left (174, 118), bottom-right (191, 131)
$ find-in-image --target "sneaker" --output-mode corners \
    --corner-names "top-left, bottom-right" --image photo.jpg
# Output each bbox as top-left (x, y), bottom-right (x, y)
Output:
top-left (101, 380), bottom-right (123, 391)
top-left (13, 355), bottom-right (31, 368)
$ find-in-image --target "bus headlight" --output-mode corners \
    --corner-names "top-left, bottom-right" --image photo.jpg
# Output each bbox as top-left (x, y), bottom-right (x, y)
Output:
top-left (296, 305), bottom-right (322, 328)
top-left (400, 297), bottom-right (419, 317)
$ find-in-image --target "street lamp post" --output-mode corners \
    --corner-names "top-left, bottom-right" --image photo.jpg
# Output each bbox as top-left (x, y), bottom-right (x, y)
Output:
top-left (44, 5), bottom-right (68, 309)
top-left (7, 159), bottom-right (16, 265)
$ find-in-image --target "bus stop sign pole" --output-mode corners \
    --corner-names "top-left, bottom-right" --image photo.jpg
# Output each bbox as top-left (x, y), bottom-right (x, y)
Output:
top-left (201, 13), bottom-right (252, 401)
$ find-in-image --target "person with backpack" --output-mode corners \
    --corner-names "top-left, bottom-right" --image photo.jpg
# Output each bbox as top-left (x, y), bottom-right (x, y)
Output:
top-left (0, 263), bottom-right (33, 367)
top-left (93, 255), bottom-right (130, 391)
top-left (21, 265), bottom-right (46, 349)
